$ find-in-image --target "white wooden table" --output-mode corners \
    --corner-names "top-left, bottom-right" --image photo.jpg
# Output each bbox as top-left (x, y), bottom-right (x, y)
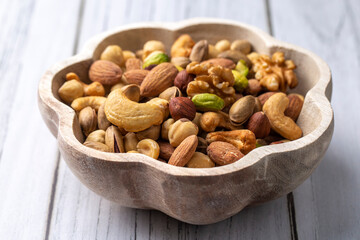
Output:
top-left (0, 0), bottom-right (359, 239)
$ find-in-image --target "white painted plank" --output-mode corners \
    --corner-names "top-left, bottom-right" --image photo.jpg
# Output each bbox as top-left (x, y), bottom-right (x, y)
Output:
top-left (48, 0), bottom-right (292, 239)
top-left (0, 0), bottom-right (81, 239)
top-left (270, 0), bottom-right (360, 239)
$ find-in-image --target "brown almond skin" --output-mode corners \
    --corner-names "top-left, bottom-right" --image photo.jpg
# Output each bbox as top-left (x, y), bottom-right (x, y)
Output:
top-left (158, 141), bottom-right (175, 161)
top-left (201, 58), bottom-right (235, 69)
top-left (168, 135), bottom-right (198, 166)
top-left (207, 141), bottom-right (244, 166)
top-left (174, 70), bottom-right (195, 92)
top-left (125, 58), bottom-right (142, 71)
top-left (123, 69), bottom-right (149, 86)
top-left (89, 60), bottom-right (123, 85)
top-left (258, 92), bottom-right (277, 106)
top-left (246, 112), bottom-right (271, 139)
top-left (140, 63), bottom-right (178, 97)
top-left (284, 94), bottom-right (304, 121)
top-left (169, 97), bottom-right (196, 121)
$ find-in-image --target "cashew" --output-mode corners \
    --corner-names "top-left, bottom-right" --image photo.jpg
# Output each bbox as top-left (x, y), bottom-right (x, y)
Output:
top-left (200, 112), bottom-right (240, 132)
top-left (71, 96), bottom-right (107, 111)
top-left (121, 84), bottom-right (140, 102)
top-left (206, 130), bottom-right (256, 154)
top-left (66, 72), bottom-right (105, 97)
top-left (147, 97), bottom-right (169, 120)
top-left (79, 106), bottom-right (97, 136)
top-left (263, 93), bottom-right (302, 140)
top-left (104, 89), bottom-right (163, 132)
top-left (124, 132), bottom-right (139, 152)
top-left (136, 139), bottom-right (160, 159)
top-left (171, 34), bottom-right (195, 58)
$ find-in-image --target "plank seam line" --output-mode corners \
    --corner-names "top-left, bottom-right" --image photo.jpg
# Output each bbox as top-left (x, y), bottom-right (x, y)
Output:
top-left (44, 0), bottom-right (86, 238)
top-left (287, 193), bottom-right (299, 240)
top-left (265, 0), bottom-right (273, 35)
top-left (44, 153), bottom-right (60, 240)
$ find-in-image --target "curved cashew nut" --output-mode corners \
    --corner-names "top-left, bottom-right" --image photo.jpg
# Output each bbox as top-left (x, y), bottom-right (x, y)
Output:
top-left (104, 89), bottom-right (163, 132)
top-left (200, 112), bottom-right (240, 132)
top-left (206, 130), bottom-right (256, 154)
top-left (263, 93), bottom-right (302, 140)
top-left (71, 96), bottom-right (106, 111)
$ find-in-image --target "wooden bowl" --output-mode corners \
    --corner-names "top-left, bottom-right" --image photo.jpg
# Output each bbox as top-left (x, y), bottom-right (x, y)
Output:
top-left (38, 18), bottom-right (334, 225)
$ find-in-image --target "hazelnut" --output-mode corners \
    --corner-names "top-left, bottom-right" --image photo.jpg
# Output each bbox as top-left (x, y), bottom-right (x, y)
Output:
top-left (174, 70), bottom-right (195, 93)
top-left (169, 97), bottom-right (196, 121)
top-left (246, 112), bottom-right (271, 139)
top-left (245, 79), bottom-right (262, 96)
top-left (158, 141), bottom-right (175, 160)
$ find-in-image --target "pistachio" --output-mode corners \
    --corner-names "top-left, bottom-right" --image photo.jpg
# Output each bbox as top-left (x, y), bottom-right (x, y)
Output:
top-left (232, 70), bottom-right (248, 92)
top-left (218, 50), bottom-right (251, 66)
top-left (171, 57), bottom-right (191, 68)
top-left (143, 52), bottom-right (170, 68)
top-left (136, 125), bottom-right (161, 141)
top-left (124, 132), bottom-right (139, 152)
top-left (159, 86), bottom-right (182, 101)
top-left (79, 106), bottom-right (97, 136)
top-left (85, 130), bottom-right (106, 143)
top-left (189, 40), bottom-right (208, 62)
top-left (229, 95), bottom-right (256, 126)
top-left (191, 93), bottom-right (225, 111)
top-left (230, 40), bottom-right (252, 54)
top-left (143, 40), bottom-right (165, 60)
top-left (105, 125), bottom-right (125, 153)
top-left (97, 102), bottom-right (111, 130)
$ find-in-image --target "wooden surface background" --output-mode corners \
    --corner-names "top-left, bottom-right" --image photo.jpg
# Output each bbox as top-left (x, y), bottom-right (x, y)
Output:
top-left (0, 0), bottom-right (359, 239)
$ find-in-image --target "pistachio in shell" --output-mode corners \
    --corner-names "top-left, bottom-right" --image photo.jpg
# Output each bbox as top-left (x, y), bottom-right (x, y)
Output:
top-left (105, 125), bottom-right (125, 153)
top-left (229, 95), bottom-right (256, 126)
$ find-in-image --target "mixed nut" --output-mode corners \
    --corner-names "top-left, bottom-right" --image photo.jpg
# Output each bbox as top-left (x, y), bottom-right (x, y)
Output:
top-left (58, 34), bottom-right (305, 168)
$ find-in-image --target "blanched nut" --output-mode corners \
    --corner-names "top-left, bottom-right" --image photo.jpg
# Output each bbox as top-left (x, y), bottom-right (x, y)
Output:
top-left (171, 34), bottom-right (195, 58)
top-left (66, 72), bottom-right (105, 97)
top-left (248, 51), bottom-right (298, 92)
top-left (200, 112), bottom-right (240, 132)
top-left (161, 118), bottom-right (175, 140)
top-left (104, 89), bottom-right (163, 132)
top-left (208, 44), bottom-right (220, 59)
top-left (136, 139), bottom-right (160, 159)
top-left (143, 40), bottom-right (165, 60)
top-left (58, 80), bottom-right (84, 104)
top-left (83, 141), bottom-right (110, 152)
top-left (123, 50), bottom-right (136, 62)
top-left (85, 129), bottom-right (106, 143)
top-left (215, 39), bottom-right (231, 52)
top-left (71, 96), bottom-right (107, 111)
top-left (136, 125), bottom-right (161, 141)
top-left (263, 93), bottom-right (302, 140)
top-left (168, 118), bottom-right (199, 147)
top-left (186, 152), bottom-right (215, 168)
top-left (206, 129), bottom-right (256, 154)
top-left (192, 112), bottom-right (203, 130)
top-left (100, 45), bottom-right (125, 67)
top-left (105, 125), bottom-right (125, 153)
top-left (124, 132), bottom-right (139, 152)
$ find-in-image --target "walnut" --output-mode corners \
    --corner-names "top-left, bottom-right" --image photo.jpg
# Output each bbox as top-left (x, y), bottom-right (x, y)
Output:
top-left (248, 51), bottom-right (298, 92)
top-left (186, 62), bottom-right (236, 106)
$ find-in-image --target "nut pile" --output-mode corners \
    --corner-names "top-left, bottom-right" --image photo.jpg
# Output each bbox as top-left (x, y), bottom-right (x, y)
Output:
top-left (58, 34), bottom-right (305, 168)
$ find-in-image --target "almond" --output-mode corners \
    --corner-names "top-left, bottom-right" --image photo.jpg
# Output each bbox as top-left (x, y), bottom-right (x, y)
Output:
top-left (207, 141), bottom-right (244, 166)
top-left (125, 58), bottom-right (142, 71)
top-left (284, 93), bottom-right (304, 121)
top-left (168, 135), bottom-right (198, 166)
top-left (201, 58), bottom-right (236, 69)
top-left (89, 60), bottom-right (123, 85)
top-left (140, 62), bottom-right (178, 97)
top-left (123, 69), bottom-right (149, 86)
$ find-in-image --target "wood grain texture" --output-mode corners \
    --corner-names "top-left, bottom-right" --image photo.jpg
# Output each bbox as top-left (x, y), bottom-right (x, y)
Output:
top-left (45, 0), bottom-right (294, 238)
top-left (39, 18), bottom-right (333, 224)
top-left (270, 0), bottom-right (360, 239)
top-left (0, 0), bottom-right (82, 238)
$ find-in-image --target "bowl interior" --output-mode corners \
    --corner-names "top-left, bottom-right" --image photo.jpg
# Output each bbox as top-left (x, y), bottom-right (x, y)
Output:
top-left (51, 23), bottom-right (323, 145)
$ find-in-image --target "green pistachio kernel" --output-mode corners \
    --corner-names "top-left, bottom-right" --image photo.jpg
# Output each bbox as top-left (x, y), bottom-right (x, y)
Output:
top-left (235, 59), bottom-right (249, 76)
top-left (191, 93), bottom-right (225, 111)
top-left (143, 52), bottom-right (170, 68)
top-left (233, 70), bottom-right (249, 92)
